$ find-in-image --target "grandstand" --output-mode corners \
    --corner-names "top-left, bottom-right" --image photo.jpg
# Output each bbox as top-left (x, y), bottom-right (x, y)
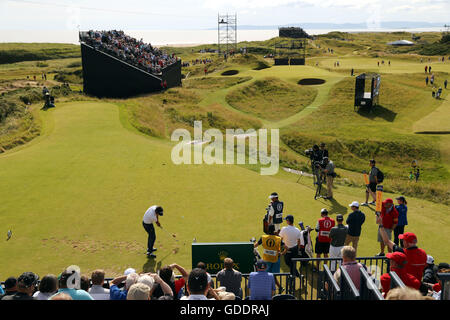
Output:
top-left (79, 31), bottom-right (182, 98)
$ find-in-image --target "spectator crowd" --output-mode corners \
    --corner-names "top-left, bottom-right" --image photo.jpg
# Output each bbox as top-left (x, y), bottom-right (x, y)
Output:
top-left (79, 30), bottom-right (179, 75)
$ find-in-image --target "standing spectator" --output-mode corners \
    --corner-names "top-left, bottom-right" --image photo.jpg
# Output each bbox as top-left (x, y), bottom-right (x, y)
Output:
top-left (51, 269), bottom-right (94, 300)
top-left (320, 142), bottom-right (329, 158)
top-left (109, 272), bottom-right (139, 300)
top-left (254, 224), bottom-right (285, 274)
top-left (344, 201), bottom-right (366, 254)
top-left (377, 198), bottom-right (399, 256)
top-left (322, 157), bottom-right (336, 200)
top-left (378, 229), bottom-right (427, 282)
top-left (429, 66), bottom-right (432, 73)
top-left (33, 274), bottom-right (58, 300)
top-left (89, 269), bottom-right (110, 300)
top-left (362, 159), bottom-right (380, 206)
top-left (425, 76), bottom-right (429, 85)
top-left (152, 263), bottom-right (189, 299)
top-left (333, 246), bottom-right (364, 290)
top-left (181, 268), bottom-right (219, 300)
top-left (265, 192), bottom-right (284, 234)
top-left (142, 205), bottom-right (164, 258)
top-left (380, 252), bottom-right (421, 297)
top-left (329, 214), bottom-right (348, 271)
top-left (0, 277), bottom-right (17, 300)
top-left (279, 215), bottom-right (302, 277)
top-left (1, 272), bottom-right (38, 301)
top-left (314, 209), bottom-right (335, 271)
top-left (216, 258), bottom-right (243, 298)
top-left (444, 79), bottom-right (448, 89)
top-left (248, 260), bottom-right (276, 300)
top-left (425, 65), bottom-right (428, 73)
top-left (394, 196), bottom-right (408, 247)
top-left (196, 262), bottom-right (214, 288)
top-left (430, 74), bottom-right (435, 85)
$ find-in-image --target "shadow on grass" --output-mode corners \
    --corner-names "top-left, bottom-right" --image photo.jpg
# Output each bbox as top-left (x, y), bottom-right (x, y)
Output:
top-left (357, 104), bottom-right (397, 122)
top-left (142, 258), bottom-right (162, 273)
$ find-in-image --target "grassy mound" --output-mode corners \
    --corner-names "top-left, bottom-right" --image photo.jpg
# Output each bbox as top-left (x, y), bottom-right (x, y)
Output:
top-left (0, 43), bottom-right (80, 64)
top-left (226, 77), bottom-right (318, 120)
top-left (121, 87), bottom-right (262, 138)
top-left (183, 76), bottom-right (252, 90)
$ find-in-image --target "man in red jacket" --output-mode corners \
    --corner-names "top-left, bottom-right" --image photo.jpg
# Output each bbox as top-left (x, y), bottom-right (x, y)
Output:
top-left (380, 252), bottom-right (421, 297)
top-left (314, 208), bottom-right (335, 271)
top-left (377, 198), bottom-right (398, 256)
top-left (378, 227), bottom-right (427, 282)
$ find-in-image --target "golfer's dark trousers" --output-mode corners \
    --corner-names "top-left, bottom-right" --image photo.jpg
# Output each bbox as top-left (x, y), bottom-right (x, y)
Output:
top-left (143, 222), bottom-right (156, 253)
top-left (394, 225), bottom-right (405, 247)
top-left (284, 245), bottom-right (300, 277)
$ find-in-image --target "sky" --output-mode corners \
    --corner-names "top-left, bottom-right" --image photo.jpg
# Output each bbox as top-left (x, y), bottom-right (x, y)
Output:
top-left (0, 0), bottom-right (449, 30)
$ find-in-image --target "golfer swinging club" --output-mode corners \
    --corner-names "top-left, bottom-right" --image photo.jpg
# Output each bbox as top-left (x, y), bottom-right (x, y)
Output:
top-left (143, 205), bottom-right (164, 258)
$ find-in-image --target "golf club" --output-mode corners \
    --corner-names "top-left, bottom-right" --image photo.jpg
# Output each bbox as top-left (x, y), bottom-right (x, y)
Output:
top-left (159, 226), bottom-right (179, 242)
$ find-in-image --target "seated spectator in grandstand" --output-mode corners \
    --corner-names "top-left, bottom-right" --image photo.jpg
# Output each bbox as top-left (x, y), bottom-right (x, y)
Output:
top-left (89, 269), bottom-right (110, 300)
top-left (248, 260), bottom-right (276, 300)
top-left (33, 274), bottom-right (58, 300)
top-left (152, 263), bottom-right (188, 299)
top-left (216, 258), bottom-right (243, 298)
top-left (80, 275), bottom-right (90, 292)
top-left (2, 272), bottom-right (38, 300)
top-left (51, 269), bottom-right (94, 300)
top-left (109, 272), bottom-right (139, 300)
top-left (333, 246), bottom-right (364, 290)
top-left (378, 227), bottom-right (427, 282)
top-left (430, 266), bottom-right (450, 300)
top-left (422, 256), bottom-right (439, 285)
top-left (180, 268), bottom-right (219, 300)
top-left (385, 286), bottom-right (425, 300)
top-left (380, 252), bottom-right (421, 297)
top-left (50, 292), bottom-right (73, 300)
top-left (127, 282), bottom-right (151, 300)
top-left (0, 277), bottom-right (17, 300)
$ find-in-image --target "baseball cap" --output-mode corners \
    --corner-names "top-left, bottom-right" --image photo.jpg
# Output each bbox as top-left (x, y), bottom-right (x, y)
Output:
top-left (349, 201), bottom-right (359, 208)
top-left (386, 252), bottom-right (407, 266)
top-left (398, 232), bottom-right (417, 243)
top-left (188, 268), bottom-right (208, 293)
top-left (124, 268), bottom-right (136, 276)
top-left (256, 259), bottom-right (267, 269)
top-left (17, 272), bottom-right (39, 288)
top-left (4, 277), bottom-right (17, 290)
top-left (427, 255), bottom-right (434, 265)
top-left (395, 196), bottom-right (406, 202)
top-left (285, 215), bottom-right (294, 223)
top-left (320, 208), bottom-right (328, 215)
top-left (320, 142), bottom-right (326, 147)
top-left (155, 206), bottom-right (163, 216)
top-left (269, 192), bottom-right (279, 199)
top-left (438, 263), bottom-right (449, 270)
top-left (336, 214), bottom-right (344, 222)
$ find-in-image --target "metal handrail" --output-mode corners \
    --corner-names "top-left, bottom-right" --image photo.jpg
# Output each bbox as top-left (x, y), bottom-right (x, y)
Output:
top-left (339, 265), bottom-right (360, 300)
top-left (360, 266), bottom-right (384, 300)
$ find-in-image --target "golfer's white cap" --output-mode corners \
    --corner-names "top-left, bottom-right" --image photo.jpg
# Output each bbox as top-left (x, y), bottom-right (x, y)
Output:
top-left (269, 192), bottom-right (279, 199)
top-left (427, 255), bottom-right (434, 264)
top-left (349, 201), bottom-right (360, 208)
top-left (124, 268), bottom-right (136, 276)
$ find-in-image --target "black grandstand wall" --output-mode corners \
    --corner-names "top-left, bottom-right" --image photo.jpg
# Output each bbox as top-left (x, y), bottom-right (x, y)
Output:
top-left (80, 43), bottom-right (182, 98)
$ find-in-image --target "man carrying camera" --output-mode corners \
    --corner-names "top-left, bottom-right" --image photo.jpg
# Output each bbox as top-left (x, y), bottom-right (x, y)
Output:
top-left (322, 157), bottom-right (336, 200)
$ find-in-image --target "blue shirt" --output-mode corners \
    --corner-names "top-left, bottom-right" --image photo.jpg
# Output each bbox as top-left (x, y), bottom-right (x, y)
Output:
top-left (110, 284), bottom-right (127, 300)
top-left (51, 288), bottom-right (94, 300)
top-left (395, 204), bottom-right (408, 226)
top-left (0, 286), bottom-right (4, 295)
top-left (248, 271), bottom-right (275, 300)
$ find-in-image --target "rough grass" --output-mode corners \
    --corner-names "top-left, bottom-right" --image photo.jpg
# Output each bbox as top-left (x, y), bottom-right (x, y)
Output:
top-left (183, 76), bottom-right (252, 90)
top-left (226, 77), bottom-right (318, 120)
top-left (0, 43), bottom-right (80, 64)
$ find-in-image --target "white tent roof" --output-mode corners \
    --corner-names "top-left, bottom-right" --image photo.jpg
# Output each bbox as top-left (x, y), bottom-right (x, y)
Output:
top-left (387, 40), bottom-right (415, 46)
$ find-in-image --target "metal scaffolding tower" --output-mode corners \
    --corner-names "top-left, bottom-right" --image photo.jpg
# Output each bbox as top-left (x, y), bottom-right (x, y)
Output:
top-left (218, 13), bottom-right (237, 55)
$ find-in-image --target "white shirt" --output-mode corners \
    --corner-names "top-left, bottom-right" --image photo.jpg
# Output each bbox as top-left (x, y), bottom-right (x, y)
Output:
top-left (33, 291), bottom-right (55, 300)
top-left (143, 205), bottom-right (158, 224)
top-left (180, 294), bottom-right (215, 300)
top-left (279, 225), bottom-right (301, 248)
top-left (89, 285), bottom-right (110, 300)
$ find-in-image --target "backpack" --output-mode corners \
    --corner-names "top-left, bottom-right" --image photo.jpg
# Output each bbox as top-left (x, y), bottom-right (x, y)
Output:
top-left (376, 168), bottom-right (384, 183)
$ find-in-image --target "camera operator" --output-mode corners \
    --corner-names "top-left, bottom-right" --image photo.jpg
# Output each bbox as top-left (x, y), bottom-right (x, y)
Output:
top-left (321, 157), bottom-right (336, 200)
top-left (305, 145), bottom-right (325, 183)
top-left (320, 143), bottom-right (329, 159)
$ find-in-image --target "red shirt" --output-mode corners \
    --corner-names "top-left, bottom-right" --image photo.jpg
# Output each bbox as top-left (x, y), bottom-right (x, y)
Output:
top-left (317, 217), bottom-right (335, 243)
top-left (380, 206), bottom-right (399, 229)
top-left (401, 246), bottom-right (427, 281)
top-left (380, 267), bottom-right (421, 295)
top-left (174, 278), bottom-right (185, 295)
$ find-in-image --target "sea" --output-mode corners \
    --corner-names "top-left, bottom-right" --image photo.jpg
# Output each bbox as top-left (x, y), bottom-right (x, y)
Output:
top-left (0, 28), bottom-right (444, 46)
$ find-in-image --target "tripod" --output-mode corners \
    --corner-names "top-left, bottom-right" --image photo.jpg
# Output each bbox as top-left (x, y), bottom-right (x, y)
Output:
top-left (312, 161), bottom-right (326, 200)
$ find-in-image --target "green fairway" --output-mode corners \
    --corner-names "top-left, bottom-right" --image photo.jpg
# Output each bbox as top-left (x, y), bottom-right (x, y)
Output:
top-left (0, 100), bottom-right (449, 278)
